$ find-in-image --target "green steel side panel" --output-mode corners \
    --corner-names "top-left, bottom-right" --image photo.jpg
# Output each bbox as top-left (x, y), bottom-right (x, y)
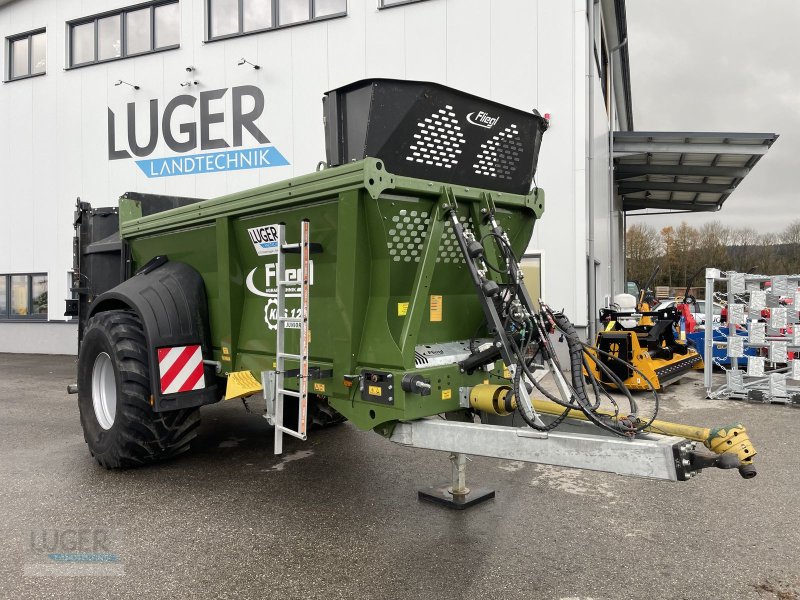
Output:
top-left (120, 159), bottom-right (544, 431)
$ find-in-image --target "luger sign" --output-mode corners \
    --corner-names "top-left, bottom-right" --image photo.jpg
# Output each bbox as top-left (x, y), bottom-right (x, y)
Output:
top-left (107, 85), bottom-right (289, 178)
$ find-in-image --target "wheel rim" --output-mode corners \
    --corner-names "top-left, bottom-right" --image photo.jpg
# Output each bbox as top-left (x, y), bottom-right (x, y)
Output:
top-left (91, 352), bottom-right (117, 430)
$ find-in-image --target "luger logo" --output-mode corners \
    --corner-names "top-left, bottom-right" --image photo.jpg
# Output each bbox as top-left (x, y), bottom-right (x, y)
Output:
top-left (107, 85), bottom-right (289, 178)
top-left (466, 111), bottom-right (500, 129)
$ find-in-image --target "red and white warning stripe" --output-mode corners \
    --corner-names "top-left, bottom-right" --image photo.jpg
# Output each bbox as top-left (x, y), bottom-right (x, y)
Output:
top-left (157, 345), bottom-right (205, 394)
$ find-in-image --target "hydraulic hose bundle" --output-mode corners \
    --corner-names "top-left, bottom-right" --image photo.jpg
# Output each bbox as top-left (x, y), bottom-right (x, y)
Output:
top-left (448, 198), bottom-right (756, 478)
top-left (471, 214), bottom-right (661, 438)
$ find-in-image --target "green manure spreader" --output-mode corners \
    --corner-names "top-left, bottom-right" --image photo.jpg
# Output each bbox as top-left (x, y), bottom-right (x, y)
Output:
top-left (67, 80), bottom-right (756, 507)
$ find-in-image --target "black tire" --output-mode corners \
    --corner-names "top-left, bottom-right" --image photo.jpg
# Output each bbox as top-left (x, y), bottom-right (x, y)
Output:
top-left (77, 310), bottom-right (200, 468)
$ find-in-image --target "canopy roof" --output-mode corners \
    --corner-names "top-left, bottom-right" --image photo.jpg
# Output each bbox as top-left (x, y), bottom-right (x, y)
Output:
top-left (614, 131), bottom-right (778, 212)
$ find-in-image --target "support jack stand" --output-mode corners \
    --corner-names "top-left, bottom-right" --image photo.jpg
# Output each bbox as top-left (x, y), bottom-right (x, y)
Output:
top-left (418, 452), bottom-right (495, 510)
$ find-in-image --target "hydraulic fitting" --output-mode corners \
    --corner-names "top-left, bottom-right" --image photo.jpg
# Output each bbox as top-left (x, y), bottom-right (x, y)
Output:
top-left (401, 373), bottom-right (431, 396)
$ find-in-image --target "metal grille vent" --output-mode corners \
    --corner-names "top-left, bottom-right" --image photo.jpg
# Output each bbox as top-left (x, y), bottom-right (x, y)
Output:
top-left (386, 211), bottom-right (476, 265)
top-left (387, 209), bottom-right (429, 263)
top-left (405, 106), bottom-right (465, 168)
top-left (437, 216), bottom-right (472, 264)
top-left (473, 124), bottom-right (522, 180)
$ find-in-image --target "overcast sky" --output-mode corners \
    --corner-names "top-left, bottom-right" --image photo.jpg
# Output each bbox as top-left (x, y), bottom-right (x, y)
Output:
top-left (625, 0), bottom-right (799, 235)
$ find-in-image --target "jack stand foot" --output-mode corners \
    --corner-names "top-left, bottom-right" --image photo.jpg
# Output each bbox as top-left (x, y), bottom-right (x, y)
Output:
top-left (418, 486), bottom-right (495, 510)
top-left (417, 453), bottom-right (495, 510)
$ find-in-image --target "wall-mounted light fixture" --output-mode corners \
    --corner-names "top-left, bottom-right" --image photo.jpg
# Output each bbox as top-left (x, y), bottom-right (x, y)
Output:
top-left (237, 58), bottom-right (260, 70)
top-left (114, 79), bottom-right (139, 90)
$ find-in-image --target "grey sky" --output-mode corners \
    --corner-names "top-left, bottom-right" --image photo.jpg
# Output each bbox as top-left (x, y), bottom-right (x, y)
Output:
top-left (625, 0), bottom-right (799, 235)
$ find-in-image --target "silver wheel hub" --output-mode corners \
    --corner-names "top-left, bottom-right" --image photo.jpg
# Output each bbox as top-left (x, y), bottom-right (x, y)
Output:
top-left (91, 352), bottom-right (117, 430)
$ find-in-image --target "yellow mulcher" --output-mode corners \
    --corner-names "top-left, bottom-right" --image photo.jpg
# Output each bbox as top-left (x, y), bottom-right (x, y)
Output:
top-left (587, 266), bottom-right (703, 391)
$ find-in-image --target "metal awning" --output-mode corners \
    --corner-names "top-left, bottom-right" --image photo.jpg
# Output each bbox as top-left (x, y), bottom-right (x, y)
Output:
top-left (614, 131), bottom-right (778, 212)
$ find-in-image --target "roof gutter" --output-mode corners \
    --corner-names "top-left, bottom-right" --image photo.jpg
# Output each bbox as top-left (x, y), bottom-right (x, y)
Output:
top-left (614, 0), bottom-right (634, 131)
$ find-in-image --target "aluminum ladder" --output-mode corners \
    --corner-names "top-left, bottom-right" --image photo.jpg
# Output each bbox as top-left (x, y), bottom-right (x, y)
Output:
top-left (264, 220), bottom-right (311, 455)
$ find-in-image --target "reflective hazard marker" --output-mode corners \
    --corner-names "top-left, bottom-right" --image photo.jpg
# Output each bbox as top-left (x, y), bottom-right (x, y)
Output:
top-left (157, 345), bottom-right (205, 394)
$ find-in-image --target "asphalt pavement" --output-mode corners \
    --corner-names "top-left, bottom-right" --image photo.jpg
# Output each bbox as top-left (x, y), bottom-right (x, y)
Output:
top-left (0, 353), bottom-right (798, 600)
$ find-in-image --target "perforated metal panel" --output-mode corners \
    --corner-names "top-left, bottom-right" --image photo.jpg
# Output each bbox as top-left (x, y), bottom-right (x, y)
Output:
top-left (387, 209), bottom-right (428, 263)
top-left (385, 209), bottom-right (478, 264)
top-left (473, 124), bottom-right (523, 181)
top-left (405, 106), bottom-right (465, 168)
top-left (324, 79), bottom-right (547, 195)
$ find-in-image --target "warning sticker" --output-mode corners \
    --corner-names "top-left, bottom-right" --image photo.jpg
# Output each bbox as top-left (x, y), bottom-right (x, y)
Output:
top-left (398, 302), bottom-right (409, 316)
top-left (313, 382), bottom-right (326, 393)
top-left (430, 295), bottom-right (443, 322)
top-left (441, 389), bottom-right (452, 400)
top-left (368, 385), bottom-right (382, 397)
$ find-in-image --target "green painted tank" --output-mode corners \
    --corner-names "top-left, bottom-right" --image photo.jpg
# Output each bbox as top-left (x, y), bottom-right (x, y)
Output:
top-left (118, 80), bottom-right (547, 433)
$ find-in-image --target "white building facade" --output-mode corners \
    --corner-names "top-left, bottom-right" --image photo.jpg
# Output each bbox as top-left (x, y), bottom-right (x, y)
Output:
top-left (0, 0), bottom-right (630, 353)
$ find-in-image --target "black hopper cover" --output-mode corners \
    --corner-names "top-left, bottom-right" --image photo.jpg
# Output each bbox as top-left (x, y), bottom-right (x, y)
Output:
top-left (323, 79), bottom-right (548, 195)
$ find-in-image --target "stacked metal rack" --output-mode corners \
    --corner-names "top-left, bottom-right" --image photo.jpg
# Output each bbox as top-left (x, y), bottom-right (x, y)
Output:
top-left (703, 268), bottom-right (800, 404)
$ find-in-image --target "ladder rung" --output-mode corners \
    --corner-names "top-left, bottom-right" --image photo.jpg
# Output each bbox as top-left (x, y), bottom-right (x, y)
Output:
top-left (279, 389), bottom-right (302, 397)
top-left (277, 279), bottom-right (307, 285)
top-left (278, 317), bottom-right (302, 322)
top-left (275, 425), bottom-right (307, 441)
top-left (278, 352), bottom-right (301, 359)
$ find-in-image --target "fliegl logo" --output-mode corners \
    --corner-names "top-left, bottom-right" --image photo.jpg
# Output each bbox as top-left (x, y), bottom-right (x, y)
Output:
top-left (246, 261), bottom-right (314, 331)
top-left (466, 110), bottom-right (500, 129)
top-left (107, 85), bottom-right (289, 177)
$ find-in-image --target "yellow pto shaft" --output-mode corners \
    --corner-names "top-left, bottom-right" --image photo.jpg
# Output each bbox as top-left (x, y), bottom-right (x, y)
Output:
top-left (528, 398), bottom-right (757, 477)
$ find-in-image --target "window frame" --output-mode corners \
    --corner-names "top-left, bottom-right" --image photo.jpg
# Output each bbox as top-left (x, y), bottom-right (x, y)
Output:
top-left (378, 0), bottom-right (429, 9)
top-left (205, 0), bottom-right (347, 42)
top-left (4, 27), bottom-right (46, 83)
top-left (66, 0), bottom-right (180, 70)
top-left (521, 252), bottom-right (546, 309)
top-left (0, 273), bottom-right (48, 321)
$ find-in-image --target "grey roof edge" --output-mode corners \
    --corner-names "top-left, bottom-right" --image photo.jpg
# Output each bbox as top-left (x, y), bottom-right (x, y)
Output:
top-left (615, 131), bottom-right (779, 143)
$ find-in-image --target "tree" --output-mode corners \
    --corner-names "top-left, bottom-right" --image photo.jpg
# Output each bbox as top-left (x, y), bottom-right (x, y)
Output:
top-left (730, 227), bottom-right (760, 272)
top-left (673, 222), bottom-right (700, 288)
top-left (660, 226), bottom-right (676, 288)
top-left (626, 223), bottom-right (662, 287)
top-left (696, 221), bottom-right (731, 271)
top-left (782, 219), bottom-right (800, 271)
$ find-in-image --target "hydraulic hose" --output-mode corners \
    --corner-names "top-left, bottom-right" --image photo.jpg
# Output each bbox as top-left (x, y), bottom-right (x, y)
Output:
top-left (550, 311), bottom-right (633, 437)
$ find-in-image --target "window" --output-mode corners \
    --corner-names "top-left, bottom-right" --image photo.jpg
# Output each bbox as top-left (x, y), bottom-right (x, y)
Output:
top-left (207, 0), bottom-right (346, 40)
top-left (379, 0), bottom-right (429, 7)
top-left (521, 254), bottom-right (544, 310)
top-left (6, 29), bottom-right (46, 81)
top-left (0, 274), bottom-right (47, 319)
top-left (67, 1), bottom-right (180, 68)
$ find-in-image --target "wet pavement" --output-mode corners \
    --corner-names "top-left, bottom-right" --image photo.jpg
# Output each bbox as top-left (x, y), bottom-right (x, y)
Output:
top-left (0, 353), bottom-right (798, 599)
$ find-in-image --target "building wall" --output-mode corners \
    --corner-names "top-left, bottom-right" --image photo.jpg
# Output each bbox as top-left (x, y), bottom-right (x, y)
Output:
top-left (0, 0), bottom-right (618, 353)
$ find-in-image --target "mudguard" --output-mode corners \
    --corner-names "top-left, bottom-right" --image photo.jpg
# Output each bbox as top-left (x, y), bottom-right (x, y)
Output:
top-left (87, 259), bottom-right (219, 411)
